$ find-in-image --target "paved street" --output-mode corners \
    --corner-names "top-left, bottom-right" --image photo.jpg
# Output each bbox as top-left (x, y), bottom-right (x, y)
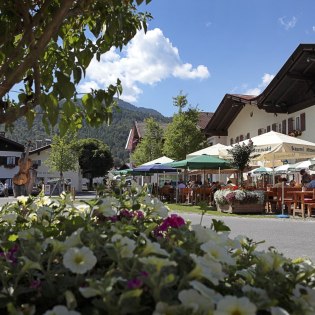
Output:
top-left (181, 213), bottom-right (315, 262)
top-left (1, 195), bottom-right (314, 262)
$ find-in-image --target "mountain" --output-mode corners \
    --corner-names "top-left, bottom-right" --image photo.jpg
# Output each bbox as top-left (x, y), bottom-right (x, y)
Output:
top-left (5, 99), bottom-right (171, 165)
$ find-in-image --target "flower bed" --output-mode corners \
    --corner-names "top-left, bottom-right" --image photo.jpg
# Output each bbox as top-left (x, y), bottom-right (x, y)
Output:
top-left (214, 187), bottom-right (266, 214)
top-left (0, 185), bottom-right (314, 314)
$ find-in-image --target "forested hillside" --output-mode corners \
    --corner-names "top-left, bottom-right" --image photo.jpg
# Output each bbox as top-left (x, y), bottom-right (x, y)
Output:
top-left (5, 99), bottom-right (171, 165)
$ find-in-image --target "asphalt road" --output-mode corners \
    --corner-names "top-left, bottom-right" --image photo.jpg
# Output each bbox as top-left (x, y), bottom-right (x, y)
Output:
top-left (1, 195), bottom-right (314, 262)
top-left (181, 212), bottom-right (315, 262)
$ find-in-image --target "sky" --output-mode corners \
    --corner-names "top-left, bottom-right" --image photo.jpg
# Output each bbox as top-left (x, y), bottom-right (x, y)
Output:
top-left (78, 0), bottom-right (315, 117)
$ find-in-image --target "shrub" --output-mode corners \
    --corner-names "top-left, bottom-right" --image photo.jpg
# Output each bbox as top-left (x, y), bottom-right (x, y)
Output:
top-left (0, 186), bottom-right (314, 314)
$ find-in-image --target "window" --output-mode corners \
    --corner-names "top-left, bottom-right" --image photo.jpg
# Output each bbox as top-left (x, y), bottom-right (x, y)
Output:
top-left (267, 125), bottom-right (271, 132)
top-left (288, 118), bottom-right (294, 133)
top-left (239, 134), bottom-right (244, 141)
top-left (246, 132), bottom-right (250, 139)
top-left (230, 138), bottom-right (234, 145)
top-left (282, 120), bottom-right (286, 134)
top-left (235, 136), bottom-right (239, 143)
top-left (7, 156), bottom-right (15, 165)
top-left (295, 116), bottom-right (300, 130)
top-left (272, 123), bottom-right (277, 131)
top-left (278, 123), bottom-right (282, 133)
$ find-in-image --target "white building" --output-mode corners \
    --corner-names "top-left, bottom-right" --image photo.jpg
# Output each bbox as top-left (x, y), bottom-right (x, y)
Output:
top-left (205, 44), bottom-right (315, 162)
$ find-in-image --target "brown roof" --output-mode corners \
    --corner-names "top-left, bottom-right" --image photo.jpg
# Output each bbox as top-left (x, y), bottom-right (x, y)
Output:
top-left (198, 112), bottom-right (214, 130)
top-left (205, 44), bottom-right (315, 136)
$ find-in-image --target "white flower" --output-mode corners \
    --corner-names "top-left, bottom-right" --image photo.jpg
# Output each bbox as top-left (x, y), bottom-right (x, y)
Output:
top-left (255, 251), bottom-right (289, 273)
top-left (142, 196), bottom-right (168, 218)
top-left (189, 254), bottom-right (225, 285)
top-left (17, 195), bottom-right (29, 205)
top-left (111, 234), bottom-right (136, 258)
top-left (178, 289), bottom-right (214, 312)
top-left (64, 228), bottom-right (84, 249)
top-left (270, 307), bottom-right (290, 315)
top-left (1, 212), bottom-right (18, 224)
top-left (214, 295), bottom-right (257, 315)
top-left (140, 234), bottom-right (169, 257)
top-left (43, 305), bottom-right (81, 315)
top-left (200, 241), bottom-right (236, 265)
top-left (97, 196), bottom-right (119, 217)
top-left (139, 256), bottom-right (177, 273)
top-left (63, 247), bottom-right (97, 274)
top-left (37, 206), bottom-right (54, 220)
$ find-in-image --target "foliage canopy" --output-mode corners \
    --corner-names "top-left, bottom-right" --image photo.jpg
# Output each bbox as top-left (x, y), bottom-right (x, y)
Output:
top-left (0, 0), bottom-right (152, 135)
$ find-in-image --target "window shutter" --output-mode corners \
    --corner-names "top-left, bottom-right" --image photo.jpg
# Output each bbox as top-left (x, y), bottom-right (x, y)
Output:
top-left (267, 125), bottom-right (271, 132)
top-left (240, 134), bottom-right (244, 141)
top-left (230, 138), bottom-right (234, 145)
top-left (288, 118), bottom-right (294, 133)
top-left (258, 128), bottom-right (262, 135)
top-left (272, 123), bottom-right (277, 131)
top-left (282, 120), bottom-right (286, 134)
top-left (235, 136), bottom-right (239, 143)
top-left (246, 132), bottom-right (250, 139)
top-left (300, 113), bottom-right (306, 131)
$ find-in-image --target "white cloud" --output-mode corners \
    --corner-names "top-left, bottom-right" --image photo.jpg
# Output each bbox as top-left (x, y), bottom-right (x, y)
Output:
top-left (312, 26), bottom-right (315, 32)
top-left (244, 73), bottom-right (275, 96)
top-left (78, 28), bottom-right (210, 103)
top-left (278, 16), bottom-right (297, 30)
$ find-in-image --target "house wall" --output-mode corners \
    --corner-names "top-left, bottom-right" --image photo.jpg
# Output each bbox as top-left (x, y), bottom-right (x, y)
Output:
top-left (0, 151), bottom-right (23, 187)
top-left (30, 148), bottom-right (82, 192)
top-left (227, 103), bottom-right (315, 144)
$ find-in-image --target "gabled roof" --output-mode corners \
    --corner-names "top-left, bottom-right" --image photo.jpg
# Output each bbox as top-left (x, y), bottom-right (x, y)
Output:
top-left (205, 43), bottom-right (315, 136)
top-left (0, 135), bottom-right (24, 151)
top-left (205, 94), bottom-right (256, 136)
top-left (256, 43), bottom-right (315, 113)
top-left (198, 112), bottom-right (214, 130)
top-left (29, 144), bottom-right (51, 155)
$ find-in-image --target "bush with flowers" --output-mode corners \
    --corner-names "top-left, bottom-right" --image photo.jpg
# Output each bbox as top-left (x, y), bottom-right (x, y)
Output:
top-left (0, 181), bottom-right (314, 315)
top-left (214, 186), bottom-right (265, 207)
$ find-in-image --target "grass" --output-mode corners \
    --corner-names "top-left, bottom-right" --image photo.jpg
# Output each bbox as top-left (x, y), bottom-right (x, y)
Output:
top-left (166, 202), bottom-right (278, 219)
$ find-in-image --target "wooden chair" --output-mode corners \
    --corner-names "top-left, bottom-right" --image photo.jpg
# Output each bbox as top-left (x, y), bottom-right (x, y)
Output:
top-left (303, 189), bottom-right (315, 217)
top-left (179, 188), bottom-right (191, 203)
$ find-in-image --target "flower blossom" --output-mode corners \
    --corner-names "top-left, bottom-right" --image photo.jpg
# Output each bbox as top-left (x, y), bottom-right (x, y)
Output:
top-left (214, 295), bottom-right (257, 315)
top-left (63, 247), bottom-right (97, 274)
top-left (43, 305), bottom-right (81, 315)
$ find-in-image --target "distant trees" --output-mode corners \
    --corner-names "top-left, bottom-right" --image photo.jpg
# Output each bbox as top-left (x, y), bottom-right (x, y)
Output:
top-left (44, 133), bottom-right (78, 182)
top-left (75, 138), bottom-right (113, 189)
top-left (131, 117), bottom-right (164, 166)
top-left (163, 93), bottom-right (205, 160)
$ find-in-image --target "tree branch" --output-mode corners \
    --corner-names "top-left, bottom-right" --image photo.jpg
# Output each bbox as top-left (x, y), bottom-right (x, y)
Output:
top-left (0, 0), bottom-right (76, 99)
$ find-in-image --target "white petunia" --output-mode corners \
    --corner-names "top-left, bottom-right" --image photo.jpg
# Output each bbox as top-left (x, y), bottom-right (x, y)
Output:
top-left (111, 234), bottom-right (136, 258)
top-left (63, 247), bottom-right (97, 274)
top-left (1, 212), bottom-right (18, 224)
top-left (97, 196), bottom-right (119, 216)
top-left (142, 196), bottom-right (168, 218)
top-left (214, 295), bottom-right (257, 315)
top-left (64, 228), bottom-right (84, 249)
top-left (140, 234), bottom-right (169, 257)
top-left (178, 289), bottom-right (214, 312)
top-left (189, 254), bottom-right (225, 285)
top-left (17, 195), bottom-right (29, 205)
top-left (270, 307), bottom-right (290, 315)
top-left (43, 305), bottom-right (81, 315)
top-left (201, 241), bottom-right (236, 265)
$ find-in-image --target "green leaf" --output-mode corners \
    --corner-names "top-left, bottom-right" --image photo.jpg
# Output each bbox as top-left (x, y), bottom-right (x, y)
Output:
top-left (55, 71), bottom-right (75, 100)
top-left (211, 219), bottom-right (231, 232)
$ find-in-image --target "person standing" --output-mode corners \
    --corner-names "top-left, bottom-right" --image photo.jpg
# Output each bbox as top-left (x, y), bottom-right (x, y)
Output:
top-left (300, 169), bottom-right (311, 187)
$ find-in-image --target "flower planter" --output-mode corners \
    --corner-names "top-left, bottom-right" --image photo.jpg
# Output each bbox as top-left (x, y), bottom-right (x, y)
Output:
top-left (217, 202), bottom-right (265, 214)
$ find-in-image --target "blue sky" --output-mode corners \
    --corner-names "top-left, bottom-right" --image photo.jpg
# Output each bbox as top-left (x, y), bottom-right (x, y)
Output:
top-left (78, 0), bottom-right (315, 117)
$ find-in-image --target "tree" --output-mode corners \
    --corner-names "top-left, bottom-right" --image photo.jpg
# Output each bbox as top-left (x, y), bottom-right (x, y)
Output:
top-left (131, 117), bottom-right (164, 166)
top-left (0, 1), bottom-right (152, 134)
top-left (173, 90), bottom-right (188, 113)
top-left (163, 107), bottom-right (205, 161)
top-left (227, 140), bottom-right (257, 186)
top-left (44, 132), bottom-right (78, 183)
top-left (75, 138), bottom-right (113, 189)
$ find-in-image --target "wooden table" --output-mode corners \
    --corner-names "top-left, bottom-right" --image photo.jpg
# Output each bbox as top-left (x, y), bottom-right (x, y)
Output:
top-left (287, 190), bottom-right (314, 218)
